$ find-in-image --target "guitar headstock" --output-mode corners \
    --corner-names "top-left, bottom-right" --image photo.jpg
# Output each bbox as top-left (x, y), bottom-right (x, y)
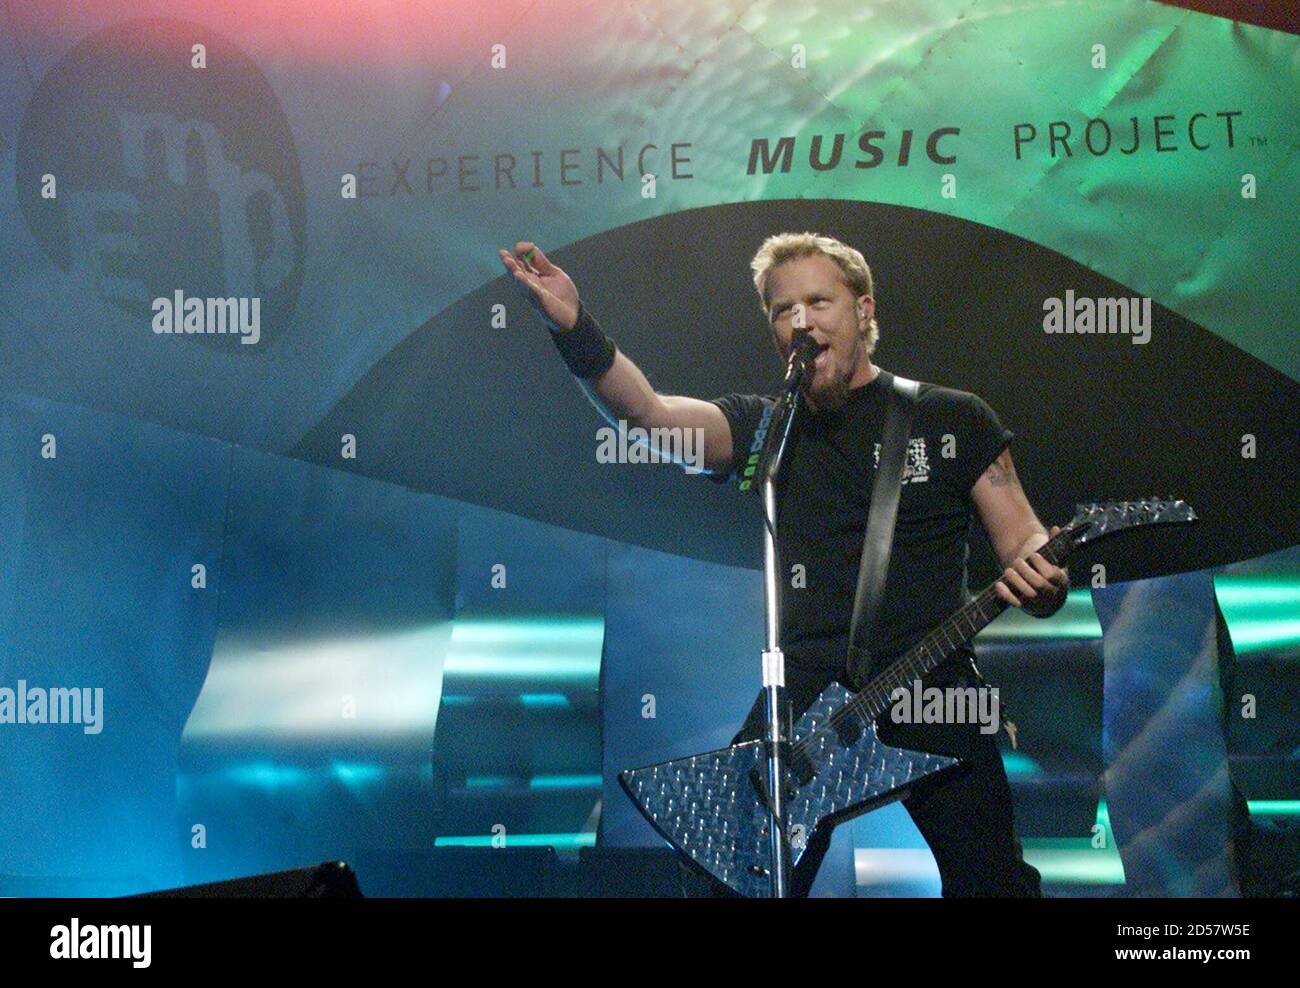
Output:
top-left (1059, 498), bottom-right (1198, 550)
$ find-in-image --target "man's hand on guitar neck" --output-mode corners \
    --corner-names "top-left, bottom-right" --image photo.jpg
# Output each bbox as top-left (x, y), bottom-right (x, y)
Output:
top-left (970, 448), bottom-right (1069, 618)
top-left (994, 525), bottom-right (1069, 618)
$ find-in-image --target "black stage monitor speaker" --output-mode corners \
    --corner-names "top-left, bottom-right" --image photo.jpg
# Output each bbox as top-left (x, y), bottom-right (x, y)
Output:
top-left (130, 861), bottom-right (363, 898)
top-left (577, 847), bottom-right (682, 897)
top-left (352, 847), bottom-right (557, 897)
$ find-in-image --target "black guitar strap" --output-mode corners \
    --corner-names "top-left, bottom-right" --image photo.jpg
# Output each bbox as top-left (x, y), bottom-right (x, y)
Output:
top-left (845, 371), bottom-right (919, 688)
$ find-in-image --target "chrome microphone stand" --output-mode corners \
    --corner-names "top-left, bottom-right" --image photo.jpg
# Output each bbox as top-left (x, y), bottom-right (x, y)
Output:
top-left (756, 338), bottom-right (817, 898)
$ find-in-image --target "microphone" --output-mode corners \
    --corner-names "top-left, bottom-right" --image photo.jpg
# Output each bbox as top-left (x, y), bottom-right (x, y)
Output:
top-left (760, 335), bottom-right (824, 483)
top-left (781, 334), bottom-right (825, 393)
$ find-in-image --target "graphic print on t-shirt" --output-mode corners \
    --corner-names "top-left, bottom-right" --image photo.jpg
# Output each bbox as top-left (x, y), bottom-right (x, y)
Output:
top-left (872, 437), bottom-right (931, 484)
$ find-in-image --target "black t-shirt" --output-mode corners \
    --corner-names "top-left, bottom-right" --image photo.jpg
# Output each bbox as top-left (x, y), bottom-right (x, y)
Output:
top-left (707, 369), bottom-right (1013, 681)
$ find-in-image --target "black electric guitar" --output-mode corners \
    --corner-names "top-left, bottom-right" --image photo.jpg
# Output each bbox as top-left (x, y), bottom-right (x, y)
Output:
top-left (619, 498), bottom-right (1197, 897)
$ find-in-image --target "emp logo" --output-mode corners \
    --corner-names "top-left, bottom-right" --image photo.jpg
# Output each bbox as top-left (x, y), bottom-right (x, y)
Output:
top-left (15, 17), bottom-right (305, 351)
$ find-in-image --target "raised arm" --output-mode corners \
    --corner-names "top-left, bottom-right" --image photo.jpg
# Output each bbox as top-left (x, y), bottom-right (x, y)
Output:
top-left (499, 241), bottom-right (734, 474)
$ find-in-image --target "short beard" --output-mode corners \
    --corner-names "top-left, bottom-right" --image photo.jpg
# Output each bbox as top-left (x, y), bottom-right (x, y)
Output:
top-left (806, 337), bottom-right (871, 413)
top-left (804, 370), bottom-right (851, 414)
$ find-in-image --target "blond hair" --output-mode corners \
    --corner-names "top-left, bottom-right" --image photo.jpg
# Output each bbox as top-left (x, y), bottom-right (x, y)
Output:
top-left (750, 232), bottom-right (879, 356)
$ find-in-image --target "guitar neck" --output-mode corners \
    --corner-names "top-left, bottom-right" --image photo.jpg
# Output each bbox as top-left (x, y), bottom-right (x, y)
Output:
top-left (852, 531), bottom-right (1072, 722)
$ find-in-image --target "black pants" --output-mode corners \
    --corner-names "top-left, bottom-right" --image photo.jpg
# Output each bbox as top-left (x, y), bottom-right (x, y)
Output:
top-left (677, 660), bottom-right (1043, 898)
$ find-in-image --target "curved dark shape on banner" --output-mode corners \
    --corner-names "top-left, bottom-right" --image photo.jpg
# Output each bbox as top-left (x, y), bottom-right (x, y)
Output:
top-left (293, 201), bottom-right (1300, 585)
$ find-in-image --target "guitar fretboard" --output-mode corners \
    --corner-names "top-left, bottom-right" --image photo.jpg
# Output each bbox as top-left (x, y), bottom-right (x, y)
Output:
top-left (792, 531), bottom-right (1070, 758)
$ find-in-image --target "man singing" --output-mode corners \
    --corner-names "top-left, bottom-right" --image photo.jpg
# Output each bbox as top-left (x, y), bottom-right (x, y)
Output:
top-left (499, 231), bottom-right (1067, 897)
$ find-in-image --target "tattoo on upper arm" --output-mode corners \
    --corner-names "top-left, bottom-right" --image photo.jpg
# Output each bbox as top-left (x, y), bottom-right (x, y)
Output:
top-left (982, 449), bottom-right (1020, 488)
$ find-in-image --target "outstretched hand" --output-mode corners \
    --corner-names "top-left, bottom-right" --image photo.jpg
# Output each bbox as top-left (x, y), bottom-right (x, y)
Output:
top-left (498, 242), bottom-right (580, 331)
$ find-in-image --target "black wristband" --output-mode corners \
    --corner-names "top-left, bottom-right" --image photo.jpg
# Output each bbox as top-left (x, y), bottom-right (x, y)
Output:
top-left (549, 301), bottom-right (617, 379)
